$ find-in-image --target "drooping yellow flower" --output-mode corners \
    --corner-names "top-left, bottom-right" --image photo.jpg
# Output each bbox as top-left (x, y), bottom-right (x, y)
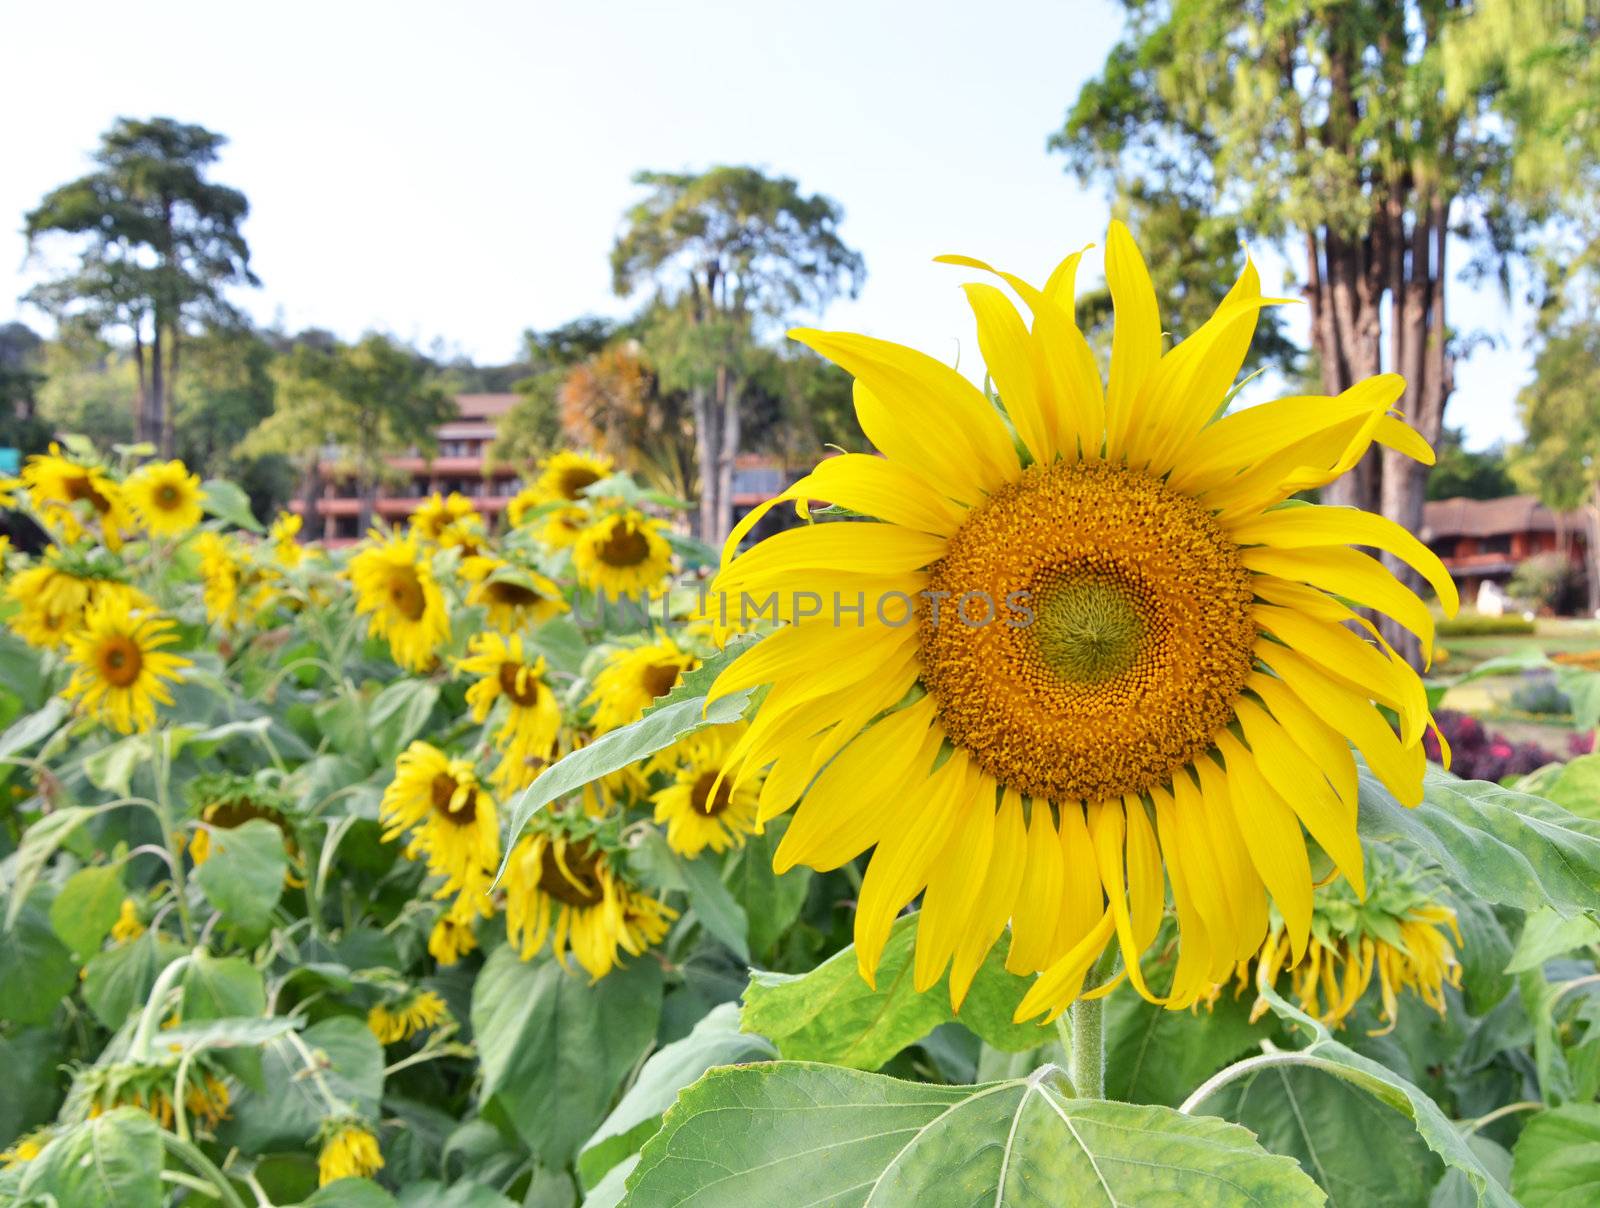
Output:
top-left (84, 1062), bottom-right (230, 1132)
top-left (652, 723), bottom-right (761, 857)
top-left (62, 596), bottom-right (191, 734)
top-left (270, 510), bottom-right (307, 568)
top-left (367, 989), bottom-right (450, 1044)
top-left (503, 830), bottom-right (675, 980)
top-left (111, 898), bottom-right (145, 943)
top-left (461, 554), bottom-right (568, 634)
top-left (584, 633), bottom-right (698, 734)
top-left (2, 551), bottom-right (151, 649)
top-left (124, 459), bottom-right (204, 536)
top-left (348, 532), bottom-right (450, 672)
top-left (457, 633), bottom-right (563, 793)
top-left (317, 1121), bottom-right (383, 1186)
top-left (410, 491), bottom-right (486, 554)
top-left (20, 445), bottom-right (134, 549)
top-left (379, 742), bottom-right (499, 896)
top-left (0, 1129), bottom-right (50, 1168)
top-left (703, 221), bottom-right (1456, 1022)
top-left (536, 450), bottom-right (614, 503)
top-left (194, 532), bottom-right (244, 627)
top-left (572, 510), bottom-right (673, 597)
top-left (428, 893), bottom-right (483, 966)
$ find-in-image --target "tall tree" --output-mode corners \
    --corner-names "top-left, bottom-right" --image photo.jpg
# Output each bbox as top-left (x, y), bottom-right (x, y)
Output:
top-left (560, 339), bottom-right (697, 500)
top-left (1054, 0), bottom-right (1594, 662)
top-left (491, 318), bottom-right (616, 470)
top-left (611, 167), bottom-right (864, 542)
top-left (0, 322), bottom-right (50, 455)
top-left (1426, 427), bottom-right (1515, 502)
top-left (23, 117), bottom-right (257, 456)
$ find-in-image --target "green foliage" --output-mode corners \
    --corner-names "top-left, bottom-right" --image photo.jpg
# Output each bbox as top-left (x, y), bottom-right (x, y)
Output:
top-left (1436, 614), bottom-right (1536, 637)
top-left (1429, 429), bottom-right (1517, 502)
top-left (1511, 1103), bottom-right (1600, 1206)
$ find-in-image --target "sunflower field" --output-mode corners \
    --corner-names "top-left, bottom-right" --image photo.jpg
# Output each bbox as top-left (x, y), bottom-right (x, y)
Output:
top-left (4, 231), bottom-right (1600, 1208)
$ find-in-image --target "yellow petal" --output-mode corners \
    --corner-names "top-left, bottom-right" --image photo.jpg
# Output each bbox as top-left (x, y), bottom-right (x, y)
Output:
top-left (1192, 755), bottom-right (1270, 961)
top-left (1247, 671), bottom-right (1358, 811)
top-left (964, 282), bottom-right (1056, 465)
top-left (1054, 801), bottom-right (1104, 959)
top-left (1122, 794), bottom-right (1164, 952)
top-left (1215, 733), bottom-right (1313, 961)
top-left (1243, 545), bottom-right (1435, 656)
top-left (1012, 910), bottom-right (1117, 1024)
top-left (914, 766), bottom-right (990, 993)
top-left (1103, 220), bottom-right (1162, 459)
top-left (950, 787), bottom-right (1026, 1008)
top-left (1087, 799), bottom-right (1165, 1003)
top-left (1006, 803), bottom-right (1064, 974)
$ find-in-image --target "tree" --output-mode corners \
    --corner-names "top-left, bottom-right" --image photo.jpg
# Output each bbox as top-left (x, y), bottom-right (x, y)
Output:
top-left (1054, 0), bottom-right (1596, 663)
top-left (491, 319), bottom-right (616, 470)
top-left (1426, 427), bottom-right (1515, 502)
top-left (560, 340), bottom-right (697, 500)
top-left (174, 327), bottom-right (296, 518)
top-left (0, 322), bottom-right (51, 456)
top-left (23, 117), bottom-right (257, 456)
top-left (611, 167), bottom-right (864, 542)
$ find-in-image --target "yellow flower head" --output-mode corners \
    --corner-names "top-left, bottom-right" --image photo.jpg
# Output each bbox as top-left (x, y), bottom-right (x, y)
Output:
top-left (111, 898), bottom-right (145, 943)
top-left (703, 221), bottom-right (1457, 1021)
top-left (62, 596), bottom-right (191, 734)
top-left (83, 1061), bottom-right (230, 1133)
top-left (503, 829), bottom-right (675, 980)
top-left (348, 532), bottom-right (450, 672)
top-left (572, 510), bottom-right (673, 597)
top-left (367, 988), bottom-right (450, 1044)
top-left (506, 484), bottom-right (544, 528)
top-left (124, 459), bottom-right (203, 536)
top-left (21, 445), bottom-right (134, 549)
top-left (317, 1121), bottom-right (383, 1186)
top-left (538, 505), bottom-right (589, 550)
top-left (428, 893), bottom-right (484, 966)
top-left (536, 450), bottom-right (614, 503)
top-left (584, 633), bottom-right (698, 735)
top-left (457, 633), bottom-right (563, 794)
top-left (0, 1129), bottom-right (51, 1168)
top-left (380, 742), bottom-right (499, 897)
top-left (461, 554), bottom-right (568, 634)
top-left (410, 491), bottom-right (485, 553)
top-left (270, 510), bottom-right (306, 568)
top-left (652, 723), bottom-right (761, 857)
top-left (194, 531), bottom-right (245, 627)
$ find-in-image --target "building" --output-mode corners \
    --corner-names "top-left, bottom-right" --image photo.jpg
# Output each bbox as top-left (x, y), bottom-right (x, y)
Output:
top-left (294, 393), bottom-right (523, 542)
top-left (1421, 494), bottom-right (1590, 605)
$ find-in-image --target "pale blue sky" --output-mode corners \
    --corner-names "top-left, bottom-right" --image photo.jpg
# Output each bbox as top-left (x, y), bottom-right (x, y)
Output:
top-left (2, 0), bottom-right (1531, 448)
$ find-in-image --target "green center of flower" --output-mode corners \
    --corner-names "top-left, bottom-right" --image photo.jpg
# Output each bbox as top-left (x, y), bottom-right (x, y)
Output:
top-left (1032, 574), bottom-right (1145, 684)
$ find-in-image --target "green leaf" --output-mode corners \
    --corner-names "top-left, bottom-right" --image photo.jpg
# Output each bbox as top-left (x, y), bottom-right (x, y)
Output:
top-left (629, 832), bottom-right (748, 961)
top-left (583, 1156), bottom-right (638, 1208)
top-left (0, 695), bottom-right (68, 760)
top-left (6, 805), bottom-right (95, 929)
top-left (1511, 1103), bottom-right (1600, 1207)
top-left (179, 950), bottom-right (268, 1019)
top-left (1358, 768), bottom-right (1600, 918)
top-left (623, 1062), bottom-right (1324, 1206)
top-left (202, 478), bottom-right (265, 532)
top-left (726, 818), bottom-right (811, 958)
top-left (81, 931), bottom-right (187, 1029)
top-left (740, 913), bottom-right (1049, 1071)
top-left (305, 1178), bottom-right (400, 1208)
top-left (0, 1025), bottom-right (67, 1142)
top-left (395, 1178), bottom-right (520, 1208)
top-left (472, 947), bottom-right (662, 1166)
top-left (16, 1108), bottom-right (163, 1208)
top-left (578, 1002), bottom-right (776, 1190)
top-left (1521, 752), bottom-right (1600, 823)
top-left (498, 690), bottom-right (752, 877)
top-left (49, 865), bottom-right (124, 958)
top-left (195, 817), bottom-right (287, 932)
top-left (1507, 907), bottom-right (1600, 973)
top-left (0, 890), bottom-right (79, 1025)
top-left (640, 636), bottom-right (757, 716)
top-left (224, 1016), bottom-right (384, 1152)
top-left (369, 678), bottom-right (442, 766)
top-left (1104, 983), bottom-right (1273, 1107)
top-left (83, 733), bottom-right (148, 796)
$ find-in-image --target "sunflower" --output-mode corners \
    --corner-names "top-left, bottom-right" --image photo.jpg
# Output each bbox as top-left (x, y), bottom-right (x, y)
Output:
top-left (62, 596), bottom-right (191, 734)
top-left (428, 894), bottom-right (483, 966)
top-left (270, 510), bottom-right (307, 568)
top-left (125, 459), bottom-right (204, 536)
top-left (187, 777), bottom-right (299, 871)
top-left (317, 1121), bottom-right (383, 1186)
top-left (0, 1128), bottom-right (50, 1168)
top-left (652, 723), bottom-right (762, 857)
top-left (703, 222), bottom-right (1456, 1022)
top-left (536, 450), bottom-right (614, 503)
top-left (572, 510), bottom-right (674, 597)
top-left (83, 1061), bottom-right (230, 1132)
top-left (110, 898), bottom-right (146, 943)
top-left (461, 554), bottom-right (568, 634)
top-left (193, 532), bottom-right (245, 626)
top-left (21, 446), bottom-right (134, 549)
top-left (506, 484), bottom-right (544, 528)
top-left (584, 633), bottom-right (699, 734)
top-left (410, 491), bottom-right (485, 553)
top-left (380, 742), bottom-right (500, 896)
top-left (457, 633), bottom-right (563, 793)
top-left (348, 532), bottom-right (450, 672)
top-left (368, 989), bottom-right (450, 1044)
top-left (503, 829), bottom-right (676, 980)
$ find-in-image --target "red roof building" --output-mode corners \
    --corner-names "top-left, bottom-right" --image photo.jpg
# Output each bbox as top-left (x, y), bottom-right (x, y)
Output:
top-left (1421, 494), bottom-right (1589, 603)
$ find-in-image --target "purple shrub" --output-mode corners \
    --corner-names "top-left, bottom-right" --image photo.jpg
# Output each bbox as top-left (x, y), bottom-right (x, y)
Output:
top-left (1423, 710), bottom-right (1562, 782)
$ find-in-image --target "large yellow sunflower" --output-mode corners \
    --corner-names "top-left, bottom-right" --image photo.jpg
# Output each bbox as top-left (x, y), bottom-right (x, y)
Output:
top-left (194, 532), bottom-right (244, 627)
top-left (703, 222), bottom-right (1456, 1022)
top-left (348, 532), bottom-right (450, 672)
top-left (124, 459), bottom-right (204, 536)
top-left (572, 510), bottom-right (674, 597)
top-left (461, 555), bottom-right (568, 634)
top-left (457, 632), bottom-right (563, 793)
top-left (21, 446), bottom-right (134, 549)
top-left (317, 1121), bottom-right (383, 1186)
top-left (584, 633), bottom-right (699, 734)
top-left (269, 511), bottom-right (307, 568)
top-left (536, 450), bottom-right (614, 503)
top-left (652, 723), bottom-right (762, 857)
top-left (379, 742), bottom-right (500, 896)
top-left (502, 829), bottom-right (676, 979)
top-left (4, 556), bottom-right (150, 649)
top-left (62, 596), bottom-right (192, 734)
top-left (410, 491), bottom-right (485, 552)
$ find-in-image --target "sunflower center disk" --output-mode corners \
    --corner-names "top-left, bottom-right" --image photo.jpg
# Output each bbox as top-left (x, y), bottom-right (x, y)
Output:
top-left (916, 461), bottom-right (1256, 803)
top-left (99, 637), bottom-right (144, 687)
top-left (598, 526), bottom-right (649, 568)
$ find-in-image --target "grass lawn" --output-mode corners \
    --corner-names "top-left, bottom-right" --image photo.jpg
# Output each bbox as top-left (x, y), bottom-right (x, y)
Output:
top-left (1437, 616), bottom-right (1600, 751)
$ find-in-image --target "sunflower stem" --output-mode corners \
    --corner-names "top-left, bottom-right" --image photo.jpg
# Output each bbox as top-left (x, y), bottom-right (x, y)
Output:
top-left (1067, 945), bottom-right (1121, 1100)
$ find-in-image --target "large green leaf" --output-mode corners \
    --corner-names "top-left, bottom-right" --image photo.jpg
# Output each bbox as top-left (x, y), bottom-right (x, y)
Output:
top-left (195, 817), bottom-right (287, 932)
top-left (472, 947), bottom-right (662, 1166)
top-left (81, 931), bottom-right (186, 1029)
top-left (305, 1178), bottom-right (399, 1207)
top-left (395, 1178), bottom-right (520, 1208)
top-left (629, 831), bottom-right (748, 961)
top-left (224, 1016), bottom-right (384, 1152)
top-left (0, 695), bottom-right (68, 761)
top-left (725, 818), bottom-right (812, 958)
top-left (623, 1062), bottom-right (1324, 1206)
top-left (0, 1025), bottom-right (67, 1142)
top-left (1358, 768), bottom-right (1600, 918)
top-left (202, 478), bottom-right (265, 532)
top-left (16, 1108), bottom-right (163, 1208)
top-left (1104, 983), bottom-right (1272, 1107)
top-left (369, 679), bottom-right (442, 766)
top-left (0, 890), bottom-right (79, 1026)
top-left (49, 864), bottom-right (124, 958)
top-left (5, 805), bottom-right (95, 929)
top-left (578, 1002), bottom-right (776, 1190)
top-left (1517, 753), bottom-right (1600, 823)
top-left (1511, 1103), bottom-right (1600, 1207)
top-left (740, 912), bottom-right (1048, 1071)
top-left (1507, 908), bottom-right (1600, 974)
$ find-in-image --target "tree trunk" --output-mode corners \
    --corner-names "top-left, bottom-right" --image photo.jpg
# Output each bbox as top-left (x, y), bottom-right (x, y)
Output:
top-left (301, 457), bottom-right (325, 541)
top-left (146, 318), bottom-right (165, 452)
top-left (132, 323), bottom-right (149, 445)
top-left (162, 322), bottom-right (180, 459)
top-left (712, 364), bottom-right (740, 546)
top-left (692, 383), bottom-right (718, 543)
top-left (1313, 228), bottom-right (1384, 511)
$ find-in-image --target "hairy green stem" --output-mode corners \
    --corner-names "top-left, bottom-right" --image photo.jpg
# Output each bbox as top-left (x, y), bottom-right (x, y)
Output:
top-left (1066, 945), bottom-right (1121, 1099)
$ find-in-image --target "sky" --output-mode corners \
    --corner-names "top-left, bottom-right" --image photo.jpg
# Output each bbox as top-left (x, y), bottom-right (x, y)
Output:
top-left (1, 0), bottom-right (1533, 449)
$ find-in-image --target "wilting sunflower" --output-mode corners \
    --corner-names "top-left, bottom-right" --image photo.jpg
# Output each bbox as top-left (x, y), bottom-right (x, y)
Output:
top-left (125, 459), bottom-right (204, 536)
top-left (704, 222), bottom-right (1455, 1021)
top-left (537, 450), bottom-right (614, 503)
top-left (317, 1120), bottom-right (383, 1186)
top-left (62, 596), bottom-right (191, 734)
top-left (458, 633), bottom-right (563, 793)
top-left (270, 510), bottom-right (307, 568)
top-left (21, 445), bottom-right (134, 549)
top-left (572, 510), bottom-right (673, 597)
top-left (349, 532), bottom-right (450, 672)
top-left (380, 742), bottom-right (500, 896)
top-left (82, 1061), bottom-right (231, 1132)
top-left (652, 723), bottom-right (762, 857)
top-left (585, 632), bottom-right (699, 734)
top-left (186, 774), bottom-right (299, 870)
top-left (194, 532), bottom-right (245, 627)
top-left (111, 898), bottom-right (146, 943)
top-left (368, 989), bottom-right (450, 1044)
top-left (461, 554), bottom-right (568, 634)
top-left (502, 828), bottom-right (676, 980)
top-left (428, 893), bottom-right (483, 966)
